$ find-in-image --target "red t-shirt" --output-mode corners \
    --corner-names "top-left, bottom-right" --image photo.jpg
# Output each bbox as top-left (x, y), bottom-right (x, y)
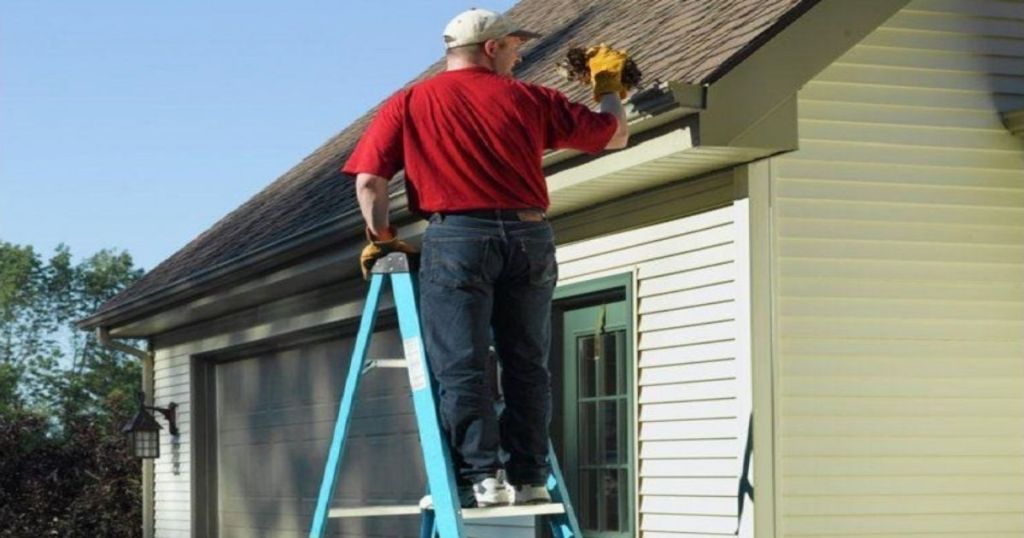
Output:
top-left (342, 66), bottom-right (618, 213)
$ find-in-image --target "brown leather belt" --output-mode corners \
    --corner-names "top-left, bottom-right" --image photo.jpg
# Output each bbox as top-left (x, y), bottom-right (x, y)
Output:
top-left (436, 209), bottom-right (547, 222)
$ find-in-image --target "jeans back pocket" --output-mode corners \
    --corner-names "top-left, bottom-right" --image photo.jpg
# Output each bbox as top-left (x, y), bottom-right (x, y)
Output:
top-left (521, 238), bottom-right (557, 287)
top-left (421, 237), bottom-right (492, 289)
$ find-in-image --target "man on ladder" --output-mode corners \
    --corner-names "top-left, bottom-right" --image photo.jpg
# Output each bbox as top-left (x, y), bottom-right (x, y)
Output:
top-left (343, 6), bottom-right (631, 510)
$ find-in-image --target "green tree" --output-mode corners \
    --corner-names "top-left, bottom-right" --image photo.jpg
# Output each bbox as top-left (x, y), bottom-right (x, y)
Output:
top-left (0, 241), bottom-right (144, 419)
top-left (0, 243), bottom-right (57, 409)
top-left (0, 241), bottom-right (145, 537)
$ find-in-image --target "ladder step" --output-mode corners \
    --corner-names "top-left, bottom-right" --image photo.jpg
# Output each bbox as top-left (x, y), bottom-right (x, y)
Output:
top-left (463, 503), bottom-right (566, 519)
top-left (329, 505), bottom-right (420, 518)
top-left (329, 503), bottom-right (566, 520)
top-left (361, 358), bottom-right (408, 372)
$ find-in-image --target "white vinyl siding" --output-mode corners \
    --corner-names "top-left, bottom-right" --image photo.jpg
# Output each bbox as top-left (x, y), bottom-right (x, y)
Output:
top-left (152, 349), bottom-right (191, 538)
top-left (773, 0), bottom-right (1024, 536)
top-left (556, 172), bottom-right (751, 538)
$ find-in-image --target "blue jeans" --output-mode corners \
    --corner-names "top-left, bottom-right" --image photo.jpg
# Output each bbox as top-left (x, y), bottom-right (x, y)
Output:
top-left (418, 213), bottom-right (556, 487)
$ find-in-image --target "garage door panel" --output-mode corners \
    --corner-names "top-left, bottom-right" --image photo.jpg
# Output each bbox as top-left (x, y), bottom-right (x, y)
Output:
top-left (338, 432), bottom-right (425, 501)
top-left (215, 330), bottom-right (423, 537)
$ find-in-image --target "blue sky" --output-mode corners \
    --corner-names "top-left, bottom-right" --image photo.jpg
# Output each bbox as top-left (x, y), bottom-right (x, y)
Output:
top-left (1, 0), bottom-right (516, 271)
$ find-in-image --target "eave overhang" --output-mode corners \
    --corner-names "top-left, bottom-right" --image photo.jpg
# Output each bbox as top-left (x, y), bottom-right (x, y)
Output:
top-left (79, 83), bottom-right (707, 336)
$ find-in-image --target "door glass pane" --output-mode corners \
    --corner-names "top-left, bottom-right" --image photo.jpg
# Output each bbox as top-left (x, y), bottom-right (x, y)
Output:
top-left (619, 469), bottom-right (628, 531)
top-left (601, 331), bottom-right (618, 396)
top-left (617, 331), bottom-right (627, 395)
top-left (579, 401), bottom-right (595, 465)
top-left (599, 401), bottom-right (619, 464)
top-left (602, 468), bottom-right (620, 532)
top-left (578, 335), bottom-right (595, 398)
top-left (578, 469), bottom-right (597, 530)
top-left (619, 400), bottom-right (628, 465)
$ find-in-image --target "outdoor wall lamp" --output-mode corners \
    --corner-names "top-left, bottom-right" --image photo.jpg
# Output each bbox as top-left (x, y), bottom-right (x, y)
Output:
top-left (122, 391), bottom-right (178, 459)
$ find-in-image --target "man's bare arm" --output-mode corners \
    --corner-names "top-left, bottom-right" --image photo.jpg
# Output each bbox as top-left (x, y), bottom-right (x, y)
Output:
top-left (355, 172), bottom-right (393, 240)
top-left (599, 93), bottom-right (629, 149)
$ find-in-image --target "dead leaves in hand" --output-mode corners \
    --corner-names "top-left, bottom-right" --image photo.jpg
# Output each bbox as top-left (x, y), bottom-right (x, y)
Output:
top-left (555, 46), bottom-right (643, 91)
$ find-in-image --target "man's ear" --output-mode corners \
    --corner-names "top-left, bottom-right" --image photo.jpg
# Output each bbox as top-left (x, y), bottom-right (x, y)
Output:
top-left (482, 39), bottom-right (499, 58)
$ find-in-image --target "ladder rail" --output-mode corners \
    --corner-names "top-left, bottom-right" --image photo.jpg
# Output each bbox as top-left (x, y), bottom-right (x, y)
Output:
top-left (392, 272), bottom-right (467, 538)
top-left (308, 274), bottom-right (385, 538)
top-left (546, 440), bottom-right (583, 538)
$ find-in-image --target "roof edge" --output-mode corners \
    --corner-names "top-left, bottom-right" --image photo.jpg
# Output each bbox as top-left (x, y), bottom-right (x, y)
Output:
top-left (77, 206), bottom-right (371, 330)
top-left (701, 0), bottom-right (823, 85)
top-left (79, 85), bottom-right (699, 332)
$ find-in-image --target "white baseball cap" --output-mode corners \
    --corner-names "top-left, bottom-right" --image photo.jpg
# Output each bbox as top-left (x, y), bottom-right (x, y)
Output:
top-left (443, 8), bottom-right (541, 49)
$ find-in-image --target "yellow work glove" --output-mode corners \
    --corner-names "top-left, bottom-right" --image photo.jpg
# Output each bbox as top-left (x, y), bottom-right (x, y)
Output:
top-left (586, 44), bottom-right (630, 102)
top-left (360, 227), bottom-right (418, 280)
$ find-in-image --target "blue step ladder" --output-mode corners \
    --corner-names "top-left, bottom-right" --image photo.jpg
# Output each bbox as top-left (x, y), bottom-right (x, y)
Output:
top-left (309, 252), bottom-right (583, 538)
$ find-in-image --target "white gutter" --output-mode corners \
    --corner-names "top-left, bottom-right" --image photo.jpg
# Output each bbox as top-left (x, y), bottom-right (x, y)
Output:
top-left (97, 327), bottom-right (155, 538)
top-left (80, 81), bottom-right (706, 336)
top-left (541, 81), bottom-right (706, 169)
top-left (97, 327), bottom-right (151, 361)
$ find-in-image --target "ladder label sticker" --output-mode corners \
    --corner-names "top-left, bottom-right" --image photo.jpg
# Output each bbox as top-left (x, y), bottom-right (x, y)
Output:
top-left (403, 338), bottom-right (428, 391)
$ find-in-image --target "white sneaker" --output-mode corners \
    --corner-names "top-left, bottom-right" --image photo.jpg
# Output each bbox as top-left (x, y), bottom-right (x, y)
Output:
top-left (419, 476), bottom-right (511, 510)
top-left (473, 476), bottom-right (512, 507)
top-left (510, 484), bottom-right (551, 505)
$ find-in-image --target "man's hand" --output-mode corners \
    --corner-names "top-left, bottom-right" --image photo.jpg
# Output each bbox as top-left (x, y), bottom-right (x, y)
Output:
top-left (586, 44), bottom-right (630, 102)
top-left (360, 227), bottom-right (418, 279)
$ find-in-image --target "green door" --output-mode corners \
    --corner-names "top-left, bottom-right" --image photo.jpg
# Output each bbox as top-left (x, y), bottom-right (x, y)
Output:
top-left (561, 298), bottom-right (633, 538)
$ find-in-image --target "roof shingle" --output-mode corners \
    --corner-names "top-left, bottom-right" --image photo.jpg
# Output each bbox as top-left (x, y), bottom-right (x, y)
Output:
top-left (91, 0), bottom-right (815, 322)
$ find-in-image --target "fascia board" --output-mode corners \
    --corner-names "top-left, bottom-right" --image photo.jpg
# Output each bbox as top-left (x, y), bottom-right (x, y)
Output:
top-left (93, 87), bottom-right (705, 335)
top-left (547, 127), bottom-right (696, 196)
top-left (111, 126), bottom-right (698, 337)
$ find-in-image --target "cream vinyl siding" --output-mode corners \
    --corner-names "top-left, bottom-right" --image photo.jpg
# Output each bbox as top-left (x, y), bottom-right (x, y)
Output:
top-left (557, 171), bottom-right (752, 538)
top-left (773, 0), bottom-right (1024, 536)
top-left (152, 349), bottom-right (191, 538)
